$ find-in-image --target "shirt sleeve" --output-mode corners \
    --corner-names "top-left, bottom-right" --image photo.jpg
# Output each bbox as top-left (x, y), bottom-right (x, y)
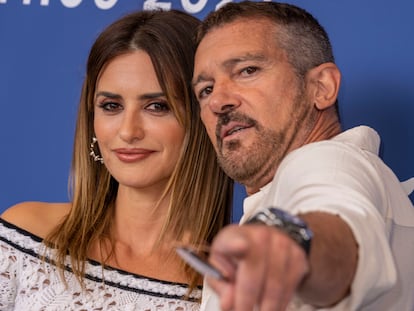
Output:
top-left (261, 140), bottom-right (397, 309)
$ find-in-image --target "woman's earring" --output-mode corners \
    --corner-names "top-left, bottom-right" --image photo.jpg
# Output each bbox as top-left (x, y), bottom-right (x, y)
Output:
top-left (90, 137), bottom-right (104, 164)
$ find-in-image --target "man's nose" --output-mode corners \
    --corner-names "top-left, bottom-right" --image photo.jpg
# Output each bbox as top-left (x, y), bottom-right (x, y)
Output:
top-left (208, 82), bottom-right (241, 114)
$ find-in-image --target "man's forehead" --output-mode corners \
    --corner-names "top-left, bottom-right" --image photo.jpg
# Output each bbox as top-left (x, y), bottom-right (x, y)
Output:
top-left (195, 21), bottom-right (277, 65)
top-left (200, 18), bottom-right (276, 42)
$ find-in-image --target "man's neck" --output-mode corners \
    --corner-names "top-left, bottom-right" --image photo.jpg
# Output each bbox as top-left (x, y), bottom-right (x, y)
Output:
top-left (244, 107), bottom-right (341, 196)
top-left (304, 108), bottom-right (341, 144)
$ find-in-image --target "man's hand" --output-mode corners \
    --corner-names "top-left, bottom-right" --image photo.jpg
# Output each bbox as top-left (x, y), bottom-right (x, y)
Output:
top-left (206, 224), bottom-right (309, 311)
top-left (206, 212), bottom-right (358, 310)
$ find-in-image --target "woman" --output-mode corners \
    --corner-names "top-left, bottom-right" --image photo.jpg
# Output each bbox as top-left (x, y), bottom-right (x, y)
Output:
top-left (0, 9), bottom-right (233, 310)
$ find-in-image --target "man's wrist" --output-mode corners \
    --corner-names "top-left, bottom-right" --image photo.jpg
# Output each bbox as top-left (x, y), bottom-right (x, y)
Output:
top-left (245, 207), bottom-right (313, 255)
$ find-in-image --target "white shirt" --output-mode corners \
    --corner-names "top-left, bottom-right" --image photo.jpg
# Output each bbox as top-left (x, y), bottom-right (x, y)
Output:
top-left (201, 126), bottom-right (414, 311)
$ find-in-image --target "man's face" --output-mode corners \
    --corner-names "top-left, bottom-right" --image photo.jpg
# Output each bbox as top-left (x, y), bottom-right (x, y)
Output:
top-left (193, 19), bottom-right (316, 193)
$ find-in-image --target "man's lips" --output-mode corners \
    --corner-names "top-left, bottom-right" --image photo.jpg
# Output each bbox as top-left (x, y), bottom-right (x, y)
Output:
top-left (219, 121), bottom-right (253, 139)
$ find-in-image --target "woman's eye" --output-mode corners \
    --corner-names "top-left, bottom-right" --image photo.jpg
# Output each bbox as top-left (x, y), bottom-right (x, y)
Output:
top-left (146, 101), bottom-right (170, 113)
top-left (98, 101), bottom-right (122, 112)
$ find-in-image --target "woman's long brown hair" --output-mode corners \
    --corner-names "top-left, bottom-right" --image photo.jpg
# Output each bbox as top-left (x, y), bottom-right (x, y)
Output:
top-left (45, 9), bottom-right (233, 294)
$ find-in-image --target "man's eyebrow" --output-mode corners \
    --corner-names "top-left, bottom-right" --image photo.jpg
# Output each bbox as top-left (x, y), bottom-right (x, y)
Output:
top-left (222, 53), bottom-right (267, 68)
top-left (192, 74), bottom-right (210, 89)
top-left (192, 53), bottom-right (267, 88)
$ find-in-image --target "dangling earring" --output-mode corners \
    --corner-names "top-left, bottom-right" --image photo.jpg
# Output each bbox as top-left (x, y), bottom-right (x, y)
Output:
top-left (89, 137), bottom-right (104, 164)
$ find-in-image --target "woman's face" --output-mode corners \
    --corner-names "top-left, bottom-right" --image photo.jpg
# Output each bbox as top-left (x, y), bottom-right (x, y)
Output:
top-left (94, 51), bottom-right (185, 191)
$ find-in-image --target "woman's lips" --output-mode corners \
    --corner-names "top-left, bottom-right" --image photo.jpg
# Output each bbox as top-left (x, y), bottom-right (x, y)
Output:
top-left (113, 148), bottom-right (154, 163)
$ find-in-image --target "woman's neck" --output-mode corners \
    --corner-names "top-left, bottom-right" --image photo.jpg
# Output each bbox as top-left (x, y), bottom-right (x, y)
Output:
top-left (112, 185), bottom-right (172, 251)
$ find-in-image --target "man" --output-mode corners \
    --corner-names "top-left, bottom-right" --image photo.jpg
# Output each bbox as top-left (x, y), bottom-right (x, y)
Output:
top-left (192, 1), bottom-right (414, 310)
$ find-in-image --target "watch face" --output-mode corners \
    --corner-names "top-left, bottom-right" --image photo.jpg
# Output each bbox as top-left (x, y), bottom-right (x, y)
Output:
top-left (268, 207), bottom-right (306, 227)
top-left (246, 207), bottom-right (313, 255)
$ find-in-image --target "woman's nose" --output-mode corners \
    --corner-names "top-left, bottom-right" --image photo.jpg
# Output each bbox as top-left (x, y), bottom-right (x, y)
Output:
top-left (118, 111), bottom-right (144, 143)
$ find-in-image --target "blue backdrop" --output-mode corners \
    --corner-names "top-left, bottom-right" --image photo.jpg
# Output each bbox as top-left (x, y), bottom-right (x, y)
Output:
top-left (1, 0), bottom-right (413, 222)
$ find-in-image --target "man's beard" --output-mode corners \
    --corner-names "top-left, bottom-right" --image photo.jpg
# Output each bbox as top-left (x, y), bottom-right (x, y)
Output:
top-left (215, 112), bottom-right (286, 187)
top-left (214, 88), bottom-right (309, 187)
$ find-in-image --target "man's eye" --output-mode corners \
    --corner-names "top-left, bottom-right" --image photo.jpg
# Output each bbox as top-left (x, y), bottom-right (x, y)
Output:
top-left (241, 66), bottom-right (258, 76)
top-left (198, 86), bottom-right (213, 100)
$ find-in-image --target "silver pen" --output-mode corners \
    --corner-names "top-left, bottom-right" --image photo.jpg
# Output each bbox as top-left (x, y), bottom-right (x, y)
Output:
top-left (175, 246), bottom-right (225, 280)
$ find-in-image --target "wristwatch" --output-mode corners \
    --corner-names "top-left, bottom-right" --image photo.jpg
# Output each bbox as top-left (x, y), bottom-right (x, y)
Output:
top-left (245, 207), bottom-right (313, 255)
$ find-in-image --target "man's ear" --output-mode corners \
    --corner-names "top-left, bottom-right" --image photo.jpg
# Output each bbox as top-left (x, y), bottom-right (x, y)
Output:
top-left (307, 62), bottom-right (341, 110)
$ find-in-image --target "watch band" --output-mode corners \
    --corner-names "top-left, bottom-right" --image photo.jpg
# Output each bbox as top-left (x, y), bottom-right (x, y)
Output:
top-left (245, 207), bottom-right (313, 255)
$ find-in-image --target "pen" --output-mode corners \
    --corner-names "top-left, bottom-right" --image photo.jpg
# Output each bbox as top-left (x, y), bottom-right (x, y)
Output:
top-left (175, 246), bottom-right (224, 280)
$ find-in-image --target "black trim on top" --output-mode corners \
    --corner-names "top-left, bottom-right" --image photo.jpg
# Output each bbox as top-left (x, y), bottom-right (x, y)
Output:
top-left (0, 218), bottom-right (200, 302)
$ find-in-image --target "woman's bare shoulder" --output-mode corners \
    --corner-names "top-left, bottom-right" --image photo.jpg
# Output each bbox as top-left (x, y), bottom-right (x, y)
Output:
top-left (1, 201), bottom-right (71, 238)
